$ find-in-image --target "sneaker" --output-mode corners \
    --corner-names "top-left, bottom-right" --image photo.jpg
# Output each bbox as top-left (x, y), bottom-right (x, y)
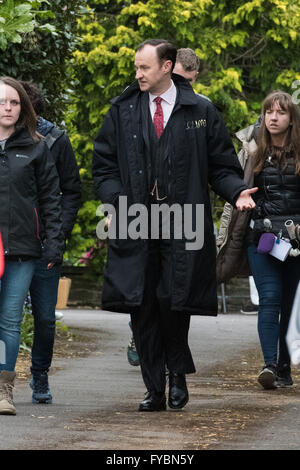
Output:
top-left (0, 370), bottom-right (16, 415)
top-left (55, 311), bottom-right (64, 321)
top-left (276, 364), bottom-right (293, 387)
top-left (258, 364), bottom-right (277, 390)
top-left (30, 372), bottom-right (53, 404)
top-left (240, 301), bottom-right (259, 315)
top-left (127, 335), bottom-right (140, 367)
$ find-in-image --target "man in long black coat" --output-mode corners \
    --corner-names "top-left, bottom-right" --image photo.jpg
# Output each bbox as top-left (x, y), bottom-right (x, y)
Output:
top-left (92, 39), bottom-right (257, 411)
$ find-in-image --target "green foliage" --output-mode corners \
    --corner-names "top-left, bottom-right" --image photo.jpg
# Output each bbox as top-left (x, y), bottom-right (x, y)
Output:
top-left (69, 0), bottom-right (300, 145)
top-left (0, 0), bottom-right (55, 51)
top-left (20, 295), bottom-right (34, 351)
top-left (64, 199), bottom-right (107, 281)
top-left (65, 0), bottom-right (300, 258)
top-left (20, 314), bottom-right (34, 352)
top-left (0, 0), bottom-right (88, 123)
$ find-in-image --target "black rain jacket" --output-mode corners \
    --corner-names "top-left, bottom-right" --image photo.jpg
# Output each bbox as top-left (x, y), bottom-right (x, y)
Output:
top-left (37, 117), bottom-right (81, 241)
top-left (251, 151), bottom-right (300, 238)
top-left (92, 75), bottom-right (248, 315)
top-left (0, 126), bottom-right (64, 263)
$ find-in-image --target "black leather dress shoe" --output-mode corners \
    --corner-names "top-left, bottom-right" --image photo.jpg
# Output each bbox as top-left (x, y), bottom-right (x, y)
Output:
top-left (168, 373), bottom-right (189, 409)
top-left (138, 391), bottom-right (166, 412)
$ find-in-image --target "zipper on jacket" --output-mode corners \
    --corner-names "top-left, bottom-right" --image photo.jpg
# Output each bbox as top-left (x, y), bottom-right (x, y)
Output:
top-left (34, 208), bottom-right (40, 239)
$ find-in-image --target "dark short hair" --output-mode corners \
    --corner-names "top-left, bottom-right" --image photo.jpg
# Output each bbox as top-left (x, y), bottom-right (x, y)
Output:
top-left (176, 48), bottom-right (200, 72)
top-left (137, 39), bottom-right (177, 71)
top-left (19, 81), bottom-right (45, 116)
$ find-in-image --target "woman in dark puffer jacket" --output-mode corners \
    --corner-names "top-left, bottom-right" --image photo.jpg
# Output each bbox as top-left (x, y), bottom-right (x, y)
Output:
top-left (246, 91), bottom-right (300, 390)
top-left (0, 77), bottom-right (63, 415)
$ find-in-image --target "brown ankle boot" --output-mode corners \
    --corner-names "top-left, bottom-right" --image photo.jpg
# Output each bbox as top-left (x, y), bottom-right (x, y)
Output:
top-left (0, 370), bottom-right (16, 415)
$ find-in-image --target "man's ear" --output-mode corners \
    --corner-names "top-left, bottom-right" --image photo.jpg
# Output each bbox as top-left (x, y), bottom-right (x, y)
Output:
top-left (163, 60), bottom-right (173, 74)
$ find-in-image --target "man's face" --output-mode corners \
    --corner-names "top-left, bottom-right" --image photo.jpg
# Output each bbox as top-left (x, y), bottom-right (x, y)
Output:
top-left (134, 45), bottom-right (172, 95)
top-left (265, 100), bottom-right (291, 138)
top-left (173, 62), bottom-right (198, 85)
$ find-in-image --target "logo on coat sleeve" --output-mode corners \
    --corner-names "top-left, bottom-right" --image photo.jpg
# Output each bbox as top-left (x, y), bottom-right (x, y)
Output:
top-left (16, 154), bottom-right (30, 158)
top-left (185, 119), bottom-right (206, 130)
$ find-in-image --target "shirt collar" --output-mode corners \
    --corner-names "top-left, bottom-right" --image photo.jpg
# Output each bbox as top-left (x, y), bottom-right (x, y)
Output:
top-left (149, 80), bottom-right (177, 105)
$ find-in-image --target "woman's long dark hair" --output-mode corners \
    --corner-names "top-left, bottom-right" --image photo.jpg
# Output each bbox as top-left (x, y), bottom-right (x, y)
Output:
top-left (253, 90), bottom-right (300, 175)
top-left (0, 76), bottom-right (40, 142)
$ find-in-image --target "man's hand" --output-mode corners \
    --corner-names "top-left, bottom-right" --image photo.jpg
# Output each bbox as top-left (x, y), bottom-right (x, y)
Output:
top-left (105, 213), bottom-right (113, 229)
top-left (235, 187), bottom-right (258, 212)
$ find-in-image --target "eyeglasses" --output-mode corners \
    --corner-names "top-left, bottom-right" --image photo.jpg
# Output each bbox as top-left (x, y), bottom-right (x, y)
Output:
top-left (0, 99), bottom-right (21, 107)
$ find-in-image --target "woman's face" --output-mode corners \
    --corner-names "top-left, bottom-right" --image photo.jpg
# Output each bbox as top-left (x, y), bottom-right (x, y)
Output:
top-left (0, 84), bottom-right (21, 135)
top-left (265, 100), bottom-right (291, 140)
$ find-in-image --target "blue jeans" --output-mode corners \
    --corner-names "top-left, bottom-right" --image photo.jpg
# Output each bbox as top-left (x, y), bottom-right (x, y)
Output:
top-left (0, 259), bottom-right (37, 371)
top-left (247, 245), bottom-right (300, 366)
top-left (29, 256), bottom-right (61, 374)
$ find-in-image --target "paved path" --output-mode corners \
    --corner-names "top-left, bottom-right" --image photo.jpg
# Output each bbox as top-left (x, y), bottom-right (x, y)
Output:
top-left (1, 310), bottom-right (300, 450)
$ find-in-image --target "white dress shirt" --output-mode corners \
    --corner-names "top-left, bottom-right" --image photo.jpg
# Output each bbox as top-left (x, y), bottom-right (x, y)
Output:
top-left (149, 80), bottom-right (177, 129)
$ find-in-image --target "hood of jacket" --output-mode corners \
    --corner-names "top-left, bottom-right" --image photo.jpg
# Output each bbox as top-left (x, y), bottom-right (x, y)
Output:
top-left (235, 114), bottom-right (262, 146)
top-left (37, 117), bottom-right (55, 137)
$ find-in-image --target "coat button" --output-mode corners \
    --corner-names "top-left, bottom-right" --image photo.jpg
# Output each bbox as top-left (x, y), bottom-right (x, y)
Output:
top-left (133, 135), bottom-right (137, 139)
top-left (138, 170), bottom-right (143, 174)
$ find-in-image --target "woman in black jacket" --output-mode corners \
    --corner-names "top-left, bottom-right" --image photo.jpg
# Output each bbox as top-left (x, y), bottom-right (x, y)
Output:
top-left (0, 76), bottom-right (63, 415)
top-left (247, 91), bottom-right (300, 390)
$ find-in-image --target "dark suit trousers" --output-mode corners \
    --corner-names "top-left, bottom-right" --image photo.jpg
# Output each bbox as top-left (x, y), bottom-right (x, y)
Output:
top-left (130, 240), bottom-right (196, 394)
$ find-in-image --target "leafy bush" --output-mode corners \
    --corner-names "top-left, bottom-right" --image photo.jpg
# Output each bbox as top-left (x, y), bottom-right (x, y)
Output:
top-left (66, 0), bottom-right (300, 254)
top-left (0, 0), bottom-right (88, 124)
top-left (19, 295), bottom-right (34, 352)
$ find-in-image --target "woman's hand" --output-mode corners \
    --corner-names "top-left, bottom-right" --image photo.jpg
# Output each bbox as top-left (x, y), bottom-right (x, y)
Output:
top-left (235, 187), bottom-right (258, 212)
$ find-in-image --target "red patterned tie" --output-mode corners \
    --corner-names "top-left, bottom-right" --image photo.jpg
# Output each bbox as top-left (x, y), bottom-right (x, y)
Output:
top-left (153, 96), bottom-right (164, 139)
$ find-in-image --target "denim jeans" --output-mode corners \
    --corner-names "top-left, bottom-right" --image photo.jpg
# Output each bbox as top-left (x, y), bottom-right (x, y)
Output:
top-left (0, 259), bottom-right (37, 371)
top-left (29, 256), bottom-right (61, 374)
top-left (247, 244), bottom-right (300, 366)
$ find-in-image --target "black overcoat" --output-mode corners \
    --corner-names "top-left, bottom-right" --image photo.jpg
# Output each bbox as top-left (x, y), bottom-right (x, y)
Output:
top-left (92, 75), bottom-right (248, 315)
